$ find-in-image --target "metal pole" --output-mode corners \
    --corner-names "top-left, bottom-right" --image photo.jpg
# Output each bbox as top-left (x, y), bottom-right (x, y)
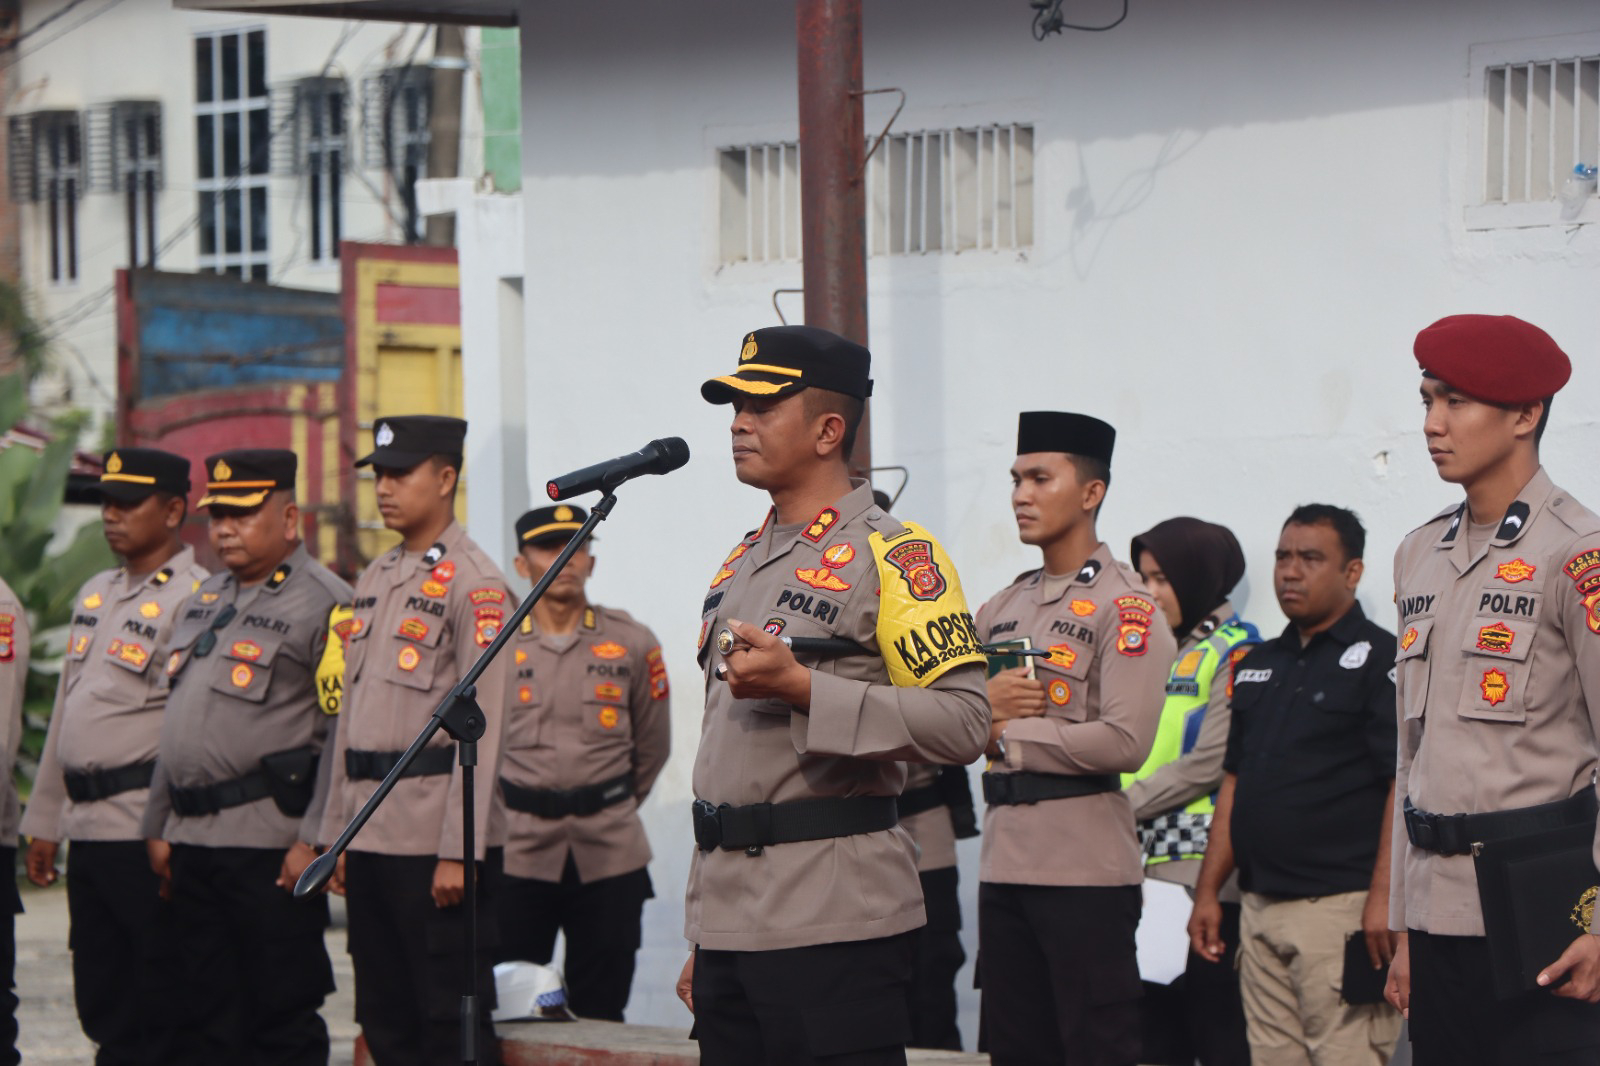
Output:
top-left (796, 0), bottom-right (872, 475)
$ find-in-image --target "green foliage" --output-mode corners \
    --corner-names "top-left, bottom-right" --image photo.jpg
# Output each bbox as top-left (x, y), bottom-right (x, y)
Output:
top-left (0, 374), bottom-right (116, 795)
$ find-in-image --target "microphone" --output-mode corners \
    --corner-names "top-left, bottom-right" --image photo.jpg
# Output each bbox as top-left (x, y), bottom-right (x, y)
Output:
top-left (546, 437), bottom-right (691, 501)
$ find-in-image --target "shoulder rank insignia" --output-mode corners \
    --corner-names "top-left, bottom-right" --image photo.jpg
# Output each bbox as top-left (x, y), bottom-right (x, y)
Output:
top-left (266, 566), bottom-right (291, 590)
top-left (803, 508), bottom-right (839, 542)
top-left (153, 567), bottom-right (173, 586)
top-left (583, 607), bottom-right (597, 630)
top-left (423, 543), bottom-right (447, 567)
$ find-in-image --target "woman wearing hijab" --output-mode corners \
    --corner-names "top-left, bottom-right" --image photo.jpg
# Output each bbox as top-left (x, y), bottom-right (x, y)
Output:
top-left (1124, 517), bottom-right (1260, 1066)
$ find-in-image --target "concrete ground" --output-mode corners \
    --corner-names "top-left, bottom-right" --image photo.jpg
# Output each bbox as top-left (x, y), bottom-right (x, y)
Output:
top-left (15, 880), bottom-right (360, 1066)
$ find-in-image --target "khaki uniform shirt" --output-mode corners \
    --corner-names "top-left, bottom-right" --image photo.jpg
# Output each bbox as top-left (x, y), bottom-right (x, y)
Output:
top-left (142, 543), bottom-right (352, 849)
top-left (0, 579), bottom-right (29, 846)
top-left (1391, 467), bottom-right (1600, 936)
top-left (321, 521), bottom-right (513, 861)
top-left (500, 603), bottom-right (671, 883)
top-left (901, 762), bottom-right (958, 873)
top-left (686, 481), bottom-right (990, 952)
top-left (22, 548), bottom-right (209, 843)
top-left (977, 545), bottom-right (1175, 888)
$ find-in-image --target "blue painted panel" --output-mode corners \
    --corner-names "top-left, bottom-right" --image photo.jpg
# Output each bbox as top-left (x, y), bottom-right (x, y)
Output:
top-left (133, 271), bottom-right (345, 400)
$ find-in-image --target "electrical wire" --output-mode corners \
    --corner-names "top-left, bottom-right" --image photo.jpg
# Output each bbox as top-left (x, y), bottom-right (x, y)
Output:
top-left (0, 0), bottom-right (131, 70)
top-left (1032, 0), bottom-right (1129, 40)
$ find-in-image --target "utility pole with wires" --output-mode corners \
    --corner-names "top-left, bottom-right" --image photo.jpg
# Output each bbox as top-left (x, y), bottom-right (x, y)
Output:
top-left (424, 24), bottom-right (464, 247)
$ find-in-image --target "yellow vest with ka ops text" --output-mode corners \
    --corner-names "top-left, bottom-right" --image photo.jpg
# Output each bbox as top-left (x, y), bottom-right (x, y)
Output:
top-left (1123, 617), bottom-right (1259, 866)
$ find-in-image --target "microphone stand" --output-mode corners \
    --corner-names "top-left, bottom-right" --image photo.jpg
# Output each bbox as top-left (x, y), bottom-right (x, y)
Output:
top-left (297, 489), bottom-right (621, 1066)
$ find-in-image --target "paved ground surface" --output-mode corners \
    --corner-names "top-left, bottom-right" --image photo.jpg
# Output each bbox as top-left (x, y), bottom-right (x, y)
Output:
top-left (15, 880), bottom-right (360, 1065)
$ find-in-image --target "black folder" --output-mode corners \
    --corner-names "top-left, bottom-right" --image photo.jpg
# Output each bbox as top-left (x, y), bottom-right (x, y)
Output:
top-left (1472, 820), bottom-right (1600, 999)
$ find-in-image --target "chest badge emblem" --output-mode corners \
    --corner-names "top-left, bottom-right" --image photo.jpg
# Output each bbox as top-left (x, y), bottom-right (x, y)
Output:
top-left (1069, 599), bottom-right (1097, 617)
top-left (822, 543), bottom-right (856, 569)
top-left (796, 567), bottom-right (851, 592)
top-left (230, 663), bottom-right (254, 688)
top-left (1339, 641), bottom-right (1371, 669)
top-left (397, 646), bottom-right (421, 672)
top-left (1047, 679), bottom-right (1071, 706)
top-left (598, 707), bottom-right (620, 730)
top-left (1047, 644), bottom-right (1077, 670)
top-left (1401, 627), bottom-right (1418, 651)
top-left (139, 601), bottom-right (162, 619)
top-left (1480, 668), bottom-right (1509, 706)
top-left (1496, 559), bottom-right (1537, 583)
top-left (1476, 623), bottom-right (1515, 654)
top-left (592, 641), bottom-right (627, 660)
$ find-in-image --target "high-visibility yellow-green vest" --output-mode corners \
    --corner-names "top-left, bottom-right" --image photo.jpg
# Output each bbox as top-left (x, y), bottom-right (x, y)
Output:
top-left (1123, 616), bottom-right (1259, 865)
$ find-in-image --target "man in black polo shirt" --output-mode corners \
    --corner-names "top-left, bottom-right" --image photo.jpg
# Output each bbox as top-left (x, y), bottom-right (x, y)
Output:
top-left (1188, 504), bottom-right (1402, 1065)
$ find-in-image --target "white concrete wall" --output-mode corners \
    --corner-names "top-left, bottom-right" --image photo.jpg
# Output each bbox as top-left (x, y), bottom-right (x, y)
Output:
top-left (505, 0), bottom-right (1600, 1042)
top-left (9, 0), bottom-right (476, 437)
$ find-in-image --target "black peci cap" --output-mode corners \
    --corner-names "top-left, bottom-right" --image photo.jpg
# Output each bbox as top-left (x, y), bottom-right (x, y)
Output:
top-left (356, 415), bottom-right (468, 469)
top-left (96, 448), bottom-right (191, 503)
top-left (516, 504), bottom-right (588, 547)
top-left (1016, 411), bottom-right (1116, 465)
top-left (701, 326), bottom-right (873, 404)
top-left (196, 450), bottom-right (296, 509)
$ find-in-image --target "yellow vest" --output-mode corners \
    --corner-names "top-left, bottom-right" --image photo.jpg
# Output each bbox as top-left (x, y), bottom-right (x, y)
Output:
top-left (1124, 617), bottom-right (1258, 865)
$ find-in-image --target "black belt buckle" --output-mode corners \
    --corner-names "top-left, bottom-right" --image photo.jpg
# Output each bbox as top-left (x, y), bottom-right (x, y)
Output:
top-left (693, 799), bottom-right (722, 851)
top-left (982, 773), bottom-right (1017, 806)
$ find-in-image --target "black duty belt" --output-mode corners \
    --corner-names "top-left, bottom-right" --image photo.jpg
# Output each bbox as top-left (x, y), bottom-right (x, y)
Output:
top-left (169, 770), bottom-right (272, 818)
top-left (501, 772), bottom-right (634, 819)
top-left (898, 783), bottom-right (946, 819)
top-left (1403, 789), bottom-right (1598, 857)
top-left (345, 747), bottom-right (455, 782)
top-left (64, 760), bottom-right (156, 804)
top-left (982, 771), bottom-right (1120, 806)
top-left (693, 795), bottom-right (899, 853)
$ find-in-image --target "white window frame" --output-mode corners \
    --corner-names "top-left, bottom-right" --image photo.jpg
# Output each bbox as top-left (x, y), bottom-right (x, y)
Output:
top-left (1465, 31), bottom-right (1600, 230)
top-left (114, 102), bottom-right (162, 269)
top-left (297, 78), bottom-right (346, 264)
top-left (194, 27), bottom-right (272, 280)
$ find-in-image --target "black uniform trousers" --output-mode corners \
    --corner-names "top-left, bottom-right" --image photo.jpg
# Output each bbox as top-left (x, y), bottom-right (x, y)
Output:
top-left (907, 866), bottom-right (965, 1052)
top-left (167, 844), bottom-right (333, 1066)
top-left (0, 847), bottom-right (18, 1066)
top-left (1137, 900), bottom-right (1249, 1066)
top-left (66, 840), bottom-right (177, 1066)
top-left (1408, 928), bottom-right (1600, 1066)
top-left (979, 882), bottom-right (1144, 1066)
top-left (345, 850), bottom-right (501, 1066)
top-left (693, 929), bottom-right (917, 1066)
top-left (494, 851), bottom-right (652, 1022)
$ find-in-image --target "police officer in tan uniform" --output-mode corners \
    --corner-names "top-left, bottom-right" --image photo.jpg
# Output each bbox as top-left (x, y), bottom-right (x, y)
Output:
top-left (1385, 315), bottom-right (1600, 1064)
top-left (22, 448), bottom-right (205, 1065)
top-left (0, 576), bottom-right (28, 1066)
top-left (495, 504), bottom-right (670, 1021)
top-left (977, 411), bottom-right (1175, 1066)
top-left (676, 326), bottom-right (991, 1066)
top-left (141, 449), bottom-right (351, 1066)
top-left (319, 415), bottom-right (512, 1066)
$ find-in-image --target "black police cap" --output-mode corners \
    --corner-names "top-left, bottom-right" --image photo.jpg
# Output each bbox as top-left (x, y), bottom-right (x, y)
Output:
top-left (1016, 411), bottom-right (1116, 466)
top-left (516, 504), bottom-right (588, 547)
top-left (196, 449), bottom-right (297, 509)
top-left (701, 325), bottom-right (873, 404)
top-left (96, 448), bottom-right (191, 503)
top-left (356, 415), bottom-right (468, 469)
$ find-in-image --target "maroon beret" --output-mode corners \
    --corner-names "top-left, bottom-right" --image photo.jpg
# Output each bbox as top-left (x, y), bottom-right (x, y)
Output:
top-left (1413, 314), bottom-right (1570, 405)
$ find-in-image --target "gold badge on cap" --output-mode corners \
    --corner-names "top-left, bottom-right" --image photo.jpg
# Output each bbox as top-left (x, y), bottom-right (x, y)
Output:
top-left (740, 334), bottom-right (758, 362)
top-left (213, 459), bottom-right (233, 481)
top-left (106, 452), bottom-right (123, 474)
top-left (554, 505), bottom-right (574, 522)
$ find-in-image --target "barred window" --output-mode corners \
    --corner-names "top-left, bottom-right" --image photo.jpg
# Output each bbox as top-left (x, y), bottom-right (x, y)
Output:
top-left (195, 28), bottom-right (271, 281)
top-left (716, 123), bottom-right (1035, 266)
top-left (7, 111), bottom-right (84, 283)
top-left (363, 67), bottom-right (430, 243)
top-left (295, 78), bottom-right (346, 263)
top-left (114, 102), bottom-right (163, 269)
top-left (1483, 55), bottom-right (1599, 205)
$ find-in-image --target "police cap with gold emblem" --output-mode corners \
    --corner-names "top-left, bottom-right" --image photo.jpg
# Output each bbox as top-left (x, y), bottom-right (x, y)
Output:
top-left (516, 505), bottom-right (588, 548)
top-left (1017, 411), bottom-right (1116, 465)
top-left (1414, 314), bottom-right (1571, 405)
top-left (196, 450), bottom-right (296, 509)
top-left (701, 325), bottom-right (873, 404)
top-left (355, 415), bottom-right (468, 469)
top-left (95, 448), bottom-right (192, 504)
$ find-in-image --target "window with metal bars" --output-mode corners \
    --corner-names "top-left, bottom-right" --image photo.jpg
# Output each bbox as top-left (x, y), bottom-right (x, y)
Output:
top-left (114, 102), bottom-right (163, 269)
top-left (1483, 55), bottom-right (1599, 206)
top-left (363, 67), bottom-right (430, 243)
top-left (194, 28), bottom-right (271, 281)
top-left (717, 123), bottom-right (1035, 266)
top-left (296, 78), bottom-right (346, 263)
top-left (7, 111), bottom-right (85, 283)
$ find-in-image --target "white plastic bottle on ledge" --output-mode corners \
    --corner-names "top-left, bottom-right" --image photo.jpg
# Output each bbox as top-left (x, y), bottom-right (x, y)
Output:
top-left (1558, 163), bottom-right (1598, 221)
